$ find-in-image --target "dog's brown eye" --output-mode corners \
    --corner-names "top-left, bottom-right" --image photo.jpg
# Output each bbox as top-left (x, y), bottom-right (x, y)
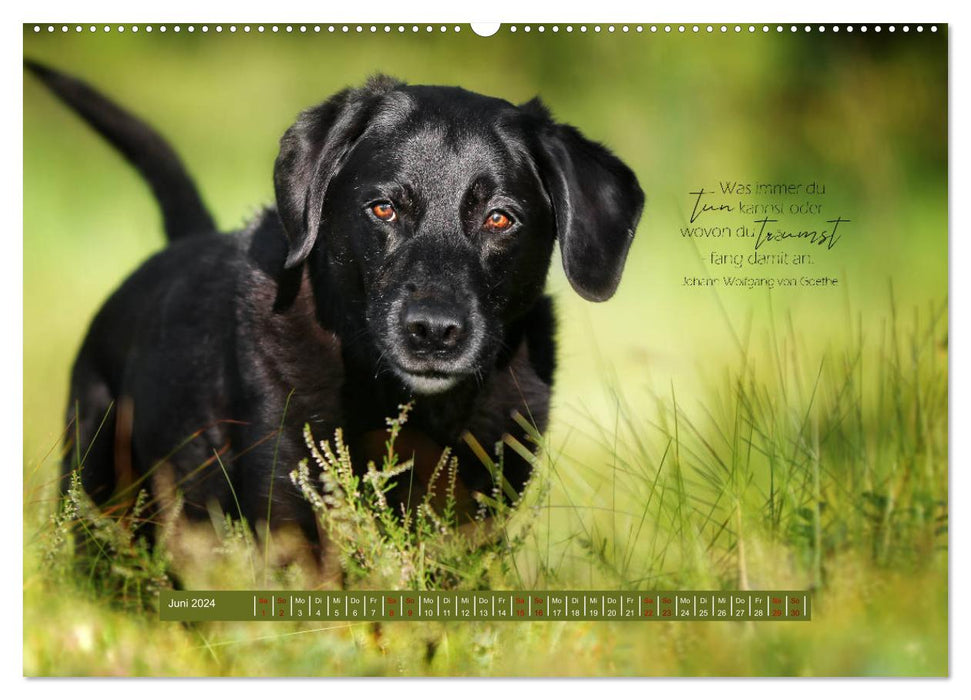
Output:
top-left (482, 210), bottom-right (514, 233)
top-left (370, 202), bottom-right (397, 222)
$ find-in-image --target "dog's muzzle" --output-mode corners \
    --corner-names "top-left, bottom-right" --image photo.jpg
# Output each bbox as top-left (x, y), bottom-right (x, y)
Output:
top-left (388, 291), bottom-right (482, 395)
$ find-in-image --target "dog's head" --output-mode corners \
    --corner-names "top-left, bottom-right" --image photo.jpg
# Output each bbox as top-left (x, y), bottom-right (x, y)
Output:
top-left (274, 76), bottom-right (644, 395)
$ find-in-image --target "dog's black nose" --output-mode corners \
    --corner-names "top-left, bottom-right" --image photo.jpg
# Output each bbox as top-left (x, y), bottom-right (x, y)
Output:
top-left (402, 299), bottom-right (469, 354)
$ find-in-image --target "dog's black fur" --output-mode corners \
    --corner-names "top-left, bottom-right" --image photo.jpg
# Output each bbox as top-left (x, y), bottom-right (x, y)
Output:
top-left (29, 63), bottom-right (643, 558)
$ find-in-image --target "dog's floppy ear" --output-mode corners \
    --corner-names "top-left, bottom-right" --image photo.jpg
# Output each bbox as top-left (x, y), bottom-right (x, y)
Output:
top-left (522, 98), bottom-right (644, 302)
top-left (274, 75), bottom-right (403, 268)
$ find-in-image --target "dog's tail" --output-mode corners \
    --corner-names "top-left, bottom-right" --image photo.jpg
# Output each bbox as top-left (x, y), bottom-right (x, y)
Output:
top-left (25, 60), bottom-right (216, 241)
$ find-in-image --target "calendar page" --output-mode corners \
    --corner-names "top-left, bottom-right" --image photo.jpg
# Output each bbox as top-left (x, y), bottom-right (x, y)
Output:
top-left (22, 21), bottom-right (948, 677)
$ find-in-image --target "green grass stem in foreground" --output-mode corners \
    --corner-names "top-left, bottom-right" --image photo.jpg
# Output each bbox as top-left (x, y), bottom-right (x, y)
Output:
top-left (24, 300), bottom-right (947, 676)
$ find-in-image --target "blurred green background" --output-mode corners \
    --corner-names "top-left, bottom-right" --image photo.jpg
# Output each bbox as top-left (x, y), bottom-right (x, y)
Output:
top-left (23, 24), bottom-right (948, 676)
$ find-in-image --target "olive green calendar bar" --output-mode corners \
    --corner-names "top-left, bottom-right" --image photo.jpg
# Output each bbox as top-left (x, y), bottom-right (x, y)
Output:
top-left (159, 590), bottom-right (811, 622)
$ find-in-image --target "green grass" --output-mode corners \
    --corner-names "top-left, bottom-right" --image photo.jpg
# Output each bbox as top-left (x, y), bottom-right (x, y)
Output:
top-left (23, 296), bottom-right (948, 676)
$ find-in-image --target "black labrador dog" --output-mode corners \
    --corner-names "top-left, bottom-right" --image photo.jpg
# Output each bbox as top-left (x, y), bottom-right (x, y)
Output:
top-left (29, 63), bottom-right (643, 562)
